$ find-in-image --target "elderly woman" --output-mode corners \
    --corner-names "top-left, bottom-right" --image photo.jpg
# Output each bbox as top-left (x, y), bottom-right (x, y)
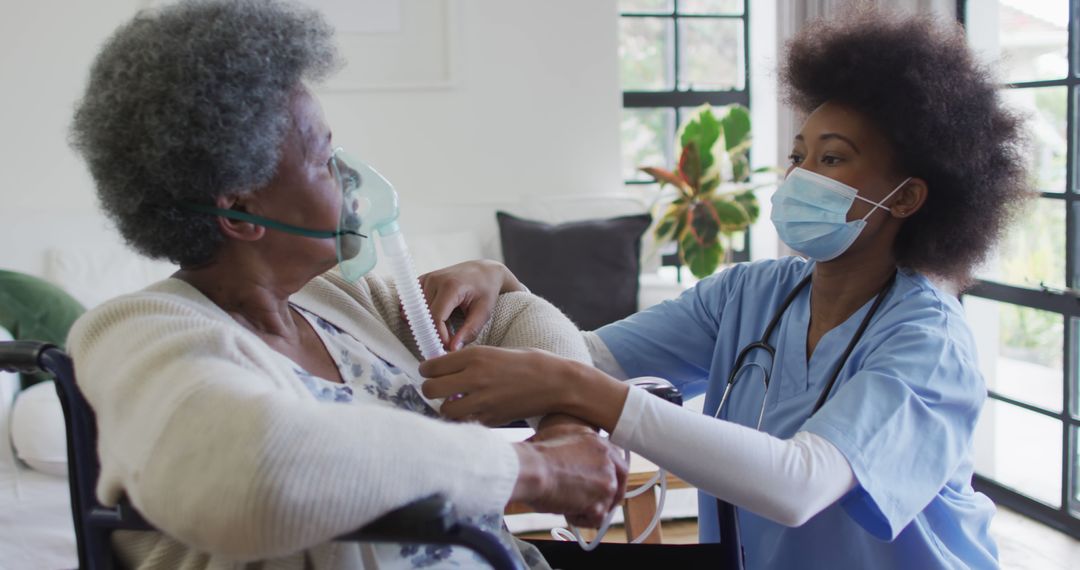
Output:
top-left (418, 7), bottom-right (1031, 569)
top-left (67, 1), bottom-right (624, 568)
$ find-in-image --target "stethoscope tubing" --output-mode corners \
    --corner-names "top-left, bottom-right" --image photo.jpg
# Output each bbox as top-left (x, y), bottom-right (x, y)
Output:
top-left (714, 274), bottom-right (810, 425)
top-left (713, 271), bottom-right (897, 569)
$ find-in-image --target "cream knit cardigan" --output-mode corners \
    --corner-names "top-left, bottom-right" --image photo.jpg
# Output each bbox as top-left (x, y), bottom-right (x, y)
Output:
top-left (67, 271), bottom-right (589, 568)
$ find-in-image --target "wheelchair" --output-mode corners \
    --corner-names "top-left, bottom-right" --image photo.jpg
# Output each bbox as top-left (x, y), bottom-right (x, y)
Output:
top-left (0, 340), bottom-right (524, 570)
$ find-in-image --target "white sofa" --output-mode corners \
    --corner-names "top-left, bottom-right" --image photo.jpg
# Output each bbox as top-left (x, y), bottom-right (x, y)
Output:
top-left (0, 195), bottom-right (697, 567)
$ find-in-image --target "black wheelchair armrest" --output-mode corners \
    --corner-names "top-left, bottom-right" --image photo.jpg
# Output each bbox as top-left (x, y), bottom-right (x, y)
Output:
top-left (97, 494), bottom-right (458, 543)
top-left (335, 495), bottom-right (455, 543)
top-left (335, 495), bottom-right (525, 570)
top-left (0, 341), bottom-right (57, 374)
top-left (87, 498), bottom-right (154, 531)
top-left (628, 377), bottom-right (683, 407)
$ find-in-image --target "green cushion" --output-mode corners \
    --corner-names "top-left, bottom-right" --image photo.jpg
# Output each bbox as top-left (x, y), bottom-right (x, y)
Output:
top-left (0, 270), bottom-right (86, 389)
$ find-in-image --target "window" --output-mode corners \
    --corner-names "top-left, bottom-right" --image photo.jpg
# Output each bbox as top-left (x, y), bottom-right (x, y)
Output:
top-left (618, 0), bottom-right (751, 264)
top-left (961, 0), bottom-right (1079, 537)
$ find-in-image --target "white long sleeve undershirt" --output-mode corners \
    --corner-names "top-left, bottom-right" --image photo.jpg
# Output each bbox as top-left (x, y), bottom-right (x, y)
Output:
top-left (584, 332), bottom-right (857, 527)
top-left (611, 386), bottom-right (856, 527)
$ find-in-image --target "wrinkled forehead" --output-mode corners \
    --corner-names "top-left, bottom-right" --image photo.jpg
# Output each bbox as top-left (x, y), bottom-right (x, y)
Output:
top-left (289, 87), bottom-right (332, 158)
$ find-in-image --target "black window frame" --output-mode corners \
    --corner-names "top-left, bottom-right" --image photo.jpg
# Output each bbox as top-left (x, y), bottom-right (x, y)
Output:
top-left (958, 0), bottom-right (1080, 538)
top-left (619, 0), bottom-right (752, 264)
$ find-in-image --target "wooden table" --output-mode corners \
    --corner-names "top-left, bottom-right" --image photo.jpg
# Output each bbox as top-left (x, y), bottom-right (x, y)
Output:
top-left (619, 468), bottom-right (691, 543)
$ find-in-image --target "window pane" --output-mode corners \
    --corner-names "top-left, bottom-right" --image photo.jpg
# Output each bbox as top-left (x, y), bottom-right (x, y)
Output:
top-left (679, 0), bottom-right (744, 15)
top-left (619, 0), bottom-right (673, 13)
top-left (622, 108), bottom-right (676, 181)
top-left (1003, 87), bottom-right (1067, 192)
top-left (678, 18), bottom-right (743, 91)
top-left (966, 0), bottom-right (1068, 83)
top-left (974, 399), bottom-right (1063, 507)
top-left (1074, 426), bottom-right (1079, 511)
top-left (965, 297), bottom-right (1063, 412)
top-left (977, 197), bottom-right (1066, 290)
top-left (620, 17), bottom-right (674, 90)
top-left (1074, 318), bottom-right (1080, 420)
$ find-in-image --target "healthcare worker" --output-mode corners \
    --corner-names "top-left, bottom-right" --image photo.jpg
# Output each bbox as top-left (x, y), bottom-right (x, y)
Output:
top-left (415, 7), bottom-right (1031, 570)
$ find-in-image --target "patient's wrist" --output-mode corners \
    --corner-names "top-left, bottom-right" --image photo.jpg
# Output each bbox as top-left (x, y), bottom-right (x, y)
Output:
top-left (509, 443), bottom-right (548, 504)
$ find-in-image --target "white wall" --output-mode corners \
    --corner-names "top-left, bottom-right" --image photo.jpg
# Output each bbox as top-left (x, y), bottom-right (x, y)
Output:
top-left (748, 0), bottom-right (778, 261)
top-left (0, 0), bottom-right (141, 275)
top-left (0, 0), bottom-right (623, 276)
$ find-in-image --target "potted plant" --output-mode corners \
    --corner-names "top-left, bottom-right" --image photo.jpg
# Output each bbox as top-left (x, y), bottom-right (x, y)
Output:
top-left (641, 103), bottom-right (766, 279)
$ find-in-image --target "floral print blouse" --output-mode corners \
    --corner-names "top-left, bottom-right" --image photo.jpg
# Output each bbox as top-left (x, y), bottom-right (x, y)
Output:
top-left (290, 305), bottom-right (548, 570)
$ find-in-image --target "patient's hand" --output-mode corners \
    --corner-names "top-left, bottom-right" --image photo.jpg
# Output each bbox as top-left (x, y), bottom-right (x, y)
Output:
top-left (418, 260), bottom-right (526, 351)
top-left (511, 431), bottom-right (628, 528)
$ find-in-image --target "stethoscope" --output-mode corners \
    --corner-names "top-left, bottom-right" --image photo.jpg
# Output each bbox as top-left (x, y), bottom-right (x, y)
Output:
top-left (714, 271), bottom-right (897, 569)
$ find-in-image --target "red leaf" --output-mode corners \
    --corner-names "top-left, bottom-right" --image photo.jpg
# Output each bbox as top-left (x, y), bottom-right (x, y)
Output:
top-left (640, 167), bottom-right (691, 195)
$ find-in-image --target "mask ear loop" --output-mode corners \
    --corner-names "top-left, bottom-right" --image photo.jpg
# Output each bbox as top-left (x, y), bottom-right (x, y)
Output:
top-left (856, 177), bottom-right (912, 222)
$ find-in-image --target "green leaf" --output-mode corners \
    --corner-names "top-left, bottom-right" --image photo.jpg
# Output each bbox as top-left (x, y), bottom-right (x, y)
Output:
top-left (679, 231), bottom-right (702, 261)
top-left (722, 105), bottom-right (752, 182)
top-left (710, 198), bottom-right (750, 232)
top-left (654, 217), bottom-right (677, 241)
top-left (732, 190), bottom-right (760, 223)
top-left (732, 156), bottom-right (750, 183)
top-left (699, 175), bottom-right (720, 196)
top-left (721, 105), bottom-right (751, 151)
top-left (653, 202), bottom-right (685, 241)
top-left (680, 105), bottom-right (722, 177)
top-left (727, 138), bottom-right (753, 157)
top-left (659, 203), bottom-right (692, 245)
top-left (727, 138), bottom-right (752, 183)
top-left (690, 247), bottom-right (722, 279)
top-left (680, 233), bottom-right (723, 279)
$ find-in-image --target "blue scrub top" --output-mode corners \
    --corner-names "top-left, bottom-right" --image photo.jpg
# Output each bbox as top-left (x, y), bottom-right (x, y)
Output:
top-left (596, 257), bottom-right (998, 569)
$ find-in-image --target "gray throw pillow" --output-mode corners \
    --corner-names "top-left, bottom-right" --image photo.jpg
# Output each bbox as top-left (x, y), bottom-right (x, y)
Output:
top-left (497, 212), bottom-right (652, 331)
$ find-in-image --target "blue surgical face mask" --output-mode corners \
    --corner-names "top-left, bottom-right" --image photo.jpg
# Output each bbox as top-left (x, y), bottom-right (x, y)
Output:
top-left (770, 167), bottom-right (910, 262)
top-left (180, 147), bottom-right (399, 281)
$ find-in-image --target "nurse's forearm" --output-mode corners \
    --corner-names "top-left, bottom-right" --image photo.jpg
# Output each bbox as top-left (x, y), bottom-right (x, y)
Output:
top-left (610, 387), bottom-right (856, 527)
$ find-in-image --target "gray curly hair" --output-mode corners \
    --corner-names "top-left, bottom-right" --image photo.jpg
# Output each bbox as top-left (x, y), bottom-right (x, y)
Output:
top-left (71, 0), bottom-right (340, 266)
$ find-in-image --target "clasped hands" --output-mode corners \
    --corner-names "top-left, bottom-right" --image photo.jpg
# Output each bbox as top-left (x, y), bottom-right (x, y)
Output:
top-left (415, 261), bottom-right (628, 528)
top-left (421, 348), bottom-right (628, 529)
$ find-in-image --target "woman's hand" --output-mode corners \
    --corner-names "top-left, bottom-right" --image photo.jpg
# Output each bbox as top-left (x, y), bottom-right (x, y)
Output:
top-left (418, 260), bottom-right (526, 351)
top-left (420, 346), bottom-right (573, 426)
top-left (419, 345), bottom-right (630, 432)
top-left (511, 431), bottom-right (628, 528)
